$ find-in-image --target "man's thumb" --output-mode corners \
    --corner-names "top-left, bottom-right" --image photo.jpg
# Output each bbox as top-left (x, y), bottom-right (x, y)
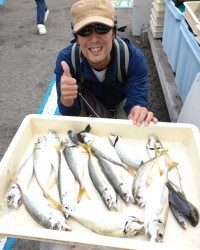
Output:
top-left (61, 61), bottom-right (72, 77)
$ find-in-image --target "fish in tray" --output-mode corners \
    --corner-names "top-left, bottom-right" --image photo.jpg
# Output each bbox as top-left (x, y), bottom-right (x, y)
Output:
top-left (108, 133), bottom-right (143, 171)
top-left (166, 181), bottom-right (199, 228)
top-left (62, 206), bottom-right (144, 238)
top-left (17, 184), bottom-right (71, 231)
top-left (132, 157), bottom-right (160, 208)
top-left (144, 167), bottom-right (169, 243)
top-left (58, 151), bottom-right (77, 219)
top-left (87, 147), bottom-right (118, 210)
top-left (33, 130), bottom-right (61, 197)
top-left (79, 131), bottom-right (128, 169)
top-left (96, 155), bottom-right (135, 205)
top-left (146, 134), bottom-right (199, 229)
top-left (63, 139), bottom-right (89, 202)
top-left (6, 153), bottom-right (34, 209)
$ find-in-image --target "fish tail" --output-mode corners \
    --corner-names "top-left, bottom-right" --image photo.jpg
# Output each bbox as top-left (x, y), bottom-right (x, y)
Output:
top-left (80, 143), bottom-right (91, 155)
top-left (77, 185), bottom-right (90, 203)
top-left (127, 167), bottom-right (137, 176)
top-left (45, 192), bottom-right (62, 210)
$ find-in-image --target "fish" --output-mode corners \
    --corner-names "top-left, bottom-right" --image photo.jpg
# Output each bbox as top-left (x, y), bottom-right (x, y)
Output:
top-left (58, 151), bottom-right (77, 218)
top-left (63, 139), bottom-right (89, 202)
top-left (97, 155), bottom-right (135, 205)
top-left (144, 168), bottom-right (169, 243)
top-left (146, 134), bottom-right (184, 193)
top-left (79, 132), bottom-right (126, 168)
top-left (17, 184), bottom-right (71, 231)
top-left (170, 205), bottom-right (187, 230)
top-left (132, 157), bottom-right (159, 208)
top-left (166, 181), bottom-right (199, 227)
top-left (62, 206), bottom-right (144, 238)
top-left (6, 153), bottom-right (34, 209)
top-left (108, 133), bottom-right (143, 171)
top-left (87, 147), bottom-right (117, 210)
top-left (33, 130), bottom-right (61, 196)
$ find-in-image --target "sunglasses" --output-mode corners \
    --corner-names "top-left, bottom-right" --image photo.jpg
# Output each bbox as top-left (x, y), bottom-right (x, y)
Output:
top-left (76, 24), bottom-right (112, 37)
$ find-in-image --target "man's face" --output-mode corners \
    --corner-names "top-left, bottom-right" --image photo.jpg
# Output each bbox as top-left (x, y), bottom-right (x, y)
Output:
top-left (76, 24), bottom-right (115, 70)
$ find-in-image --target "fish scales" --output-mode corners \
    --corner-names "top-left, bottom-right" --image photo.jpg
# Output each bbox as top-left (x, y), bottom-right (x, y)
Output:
top-left (97, 155), bottom-right (134, 205)
top-left (88, 153), bottom-right (117, 210)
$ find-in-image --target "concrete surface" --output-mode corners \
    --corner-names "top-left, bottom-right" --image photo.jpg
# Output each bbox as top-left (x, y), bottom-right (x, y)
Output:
top-left (148, 29), bottom-right (183, 122)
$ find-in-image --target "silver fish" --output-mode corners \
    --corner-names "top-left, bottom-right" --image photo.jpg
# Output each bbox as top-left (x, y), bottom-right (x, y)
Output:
top-left (63, 140), bottom-right (89, 202)
top-left (97, 155), bottom-right (134, 205)
top-left (6, 153), bottom-right (34, 209)
top-left (80, 132), bottom-right (125, 167)
top-left (144, 168), bottom-right (169, 243)
top-left (63, 206), bottom-right (144, 238)
top-left (132, 158), bottom-right (158, 208)
top-left (108, 133), bottom-right (143, 170)
top-left (146, 134), bottom-right (184, 194)
top-left (33, 130), bottom-right (61, 195)
top-left (58, 151), bottom-right (77, 218)
top-left (18, 185), bottom-right (71, 231)
top-left (88, 151), bottom-right (117, 210)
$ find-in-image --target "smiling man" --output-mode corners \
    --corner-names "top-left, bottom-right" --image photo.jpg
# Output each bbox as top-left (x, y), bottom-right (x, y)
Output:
top-left (54, 0), bottom-right (157, 126)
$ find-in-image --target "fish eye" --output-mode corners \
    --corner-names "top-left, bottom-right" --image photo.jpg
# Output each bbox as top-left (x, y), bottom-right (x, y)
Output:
top-left (158, 233), bottom-right (163, 239)
top-left (52, 223), bottom-right (60, 230)
top-left (106, 197), bottom-right (111, 202)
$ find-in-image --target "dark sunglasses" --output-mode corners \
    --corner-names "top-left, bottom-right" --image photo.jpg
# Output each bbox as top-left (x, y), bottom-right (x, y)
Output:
top-left (76, 24), bottom-right (112, 37)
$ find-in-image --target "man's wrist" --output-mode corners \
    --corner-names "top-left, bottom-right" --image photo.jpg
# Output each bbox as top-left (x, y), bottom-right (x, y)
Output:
top-left (61, 97), bottom-right (74, 107)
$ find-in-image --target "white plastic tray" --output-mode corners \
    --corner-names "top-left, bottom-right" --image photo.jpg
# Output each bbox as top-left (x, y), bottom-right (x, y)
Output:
top-left (0, 114), bottom-right (200, 250)
top-left (184, 1), bottom-right (200, 35)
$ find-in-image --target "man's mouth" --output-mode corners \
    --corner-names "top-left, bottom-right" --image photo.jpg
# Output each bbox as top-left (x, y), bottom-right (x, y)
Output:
top-left (89, 46), bottom-right (102, 52)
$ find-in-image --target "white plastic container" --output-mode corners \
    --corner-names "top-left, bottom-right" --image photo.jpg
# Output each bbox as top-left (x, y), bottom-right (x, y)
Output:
top-left (0, 114), bottom-right (200, 249)
top-left (162, 0), bottom-right (183, 73)
top-left (175, 18), bottom-right (200, 103)
top-left (151, 6), bottom-right (165, 18)
top-left (150, 19), bottom-right (163, 37)
top-left (150, 13), bottom-right (164, 30)
top-left (153, 0), bottom-right (165, 12)
top-left (177, 72), bottom-right (200, 130)
top-left (151, 9), bottom-right (164, 25)
top-left (184, 1), bottom-right (200, 35)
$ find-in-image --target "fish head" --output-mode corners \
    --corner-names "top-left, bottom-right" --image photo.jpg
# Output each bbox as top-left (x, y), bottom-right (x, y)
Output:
top-left (35, 136), bottom-right (47, 150)
top-left (102, 192), bottom-right (117, 210)
top-left (146, 220), bottom-right (164, 243)
top-left (6, 183), bottom-right (21, 209)
top-left (108, 133), bottom-right (118, 146)
top-left (134, 190), bottom-right (145, 208)
top-left (49, 219), bottom-right (71, 231)
top-left (123, 216), bottom-right (144, 237)
top-left (79, 132), bottom-right (93, 144)
top-left (118, 184), bottom-right (135, 205)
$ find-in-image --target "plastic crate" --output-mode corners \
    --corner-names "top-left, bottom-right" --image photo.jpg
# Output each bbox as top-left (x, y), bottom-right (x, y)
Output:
top-left (0, 0), bottom-right (6, 5)
top-left (162, 0), bottom-right (184, 73)
top-left (184, 1), bottom-right (200, 35)
top-left (175, 18), bottom-right (200, 103)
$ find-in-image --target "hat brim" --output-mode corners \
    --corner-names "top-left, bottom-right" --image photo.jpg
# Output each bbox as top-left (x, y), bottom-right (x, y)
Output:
top-left (73, 16), bottom-right (114, 33)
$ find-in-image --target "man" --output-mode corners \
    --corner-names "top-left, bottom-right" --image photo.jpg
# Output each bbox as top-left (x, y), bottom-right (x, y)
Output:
top-left (54, 0), bottom-right (157, 126)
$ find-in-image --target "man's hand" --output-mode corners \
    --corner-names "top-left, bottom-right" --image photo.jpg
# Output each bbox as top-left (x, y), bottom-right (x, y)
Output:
top-left (128, 105), bottom-right (158, 127)
top-left (60, 61), bottom-right (78, 107)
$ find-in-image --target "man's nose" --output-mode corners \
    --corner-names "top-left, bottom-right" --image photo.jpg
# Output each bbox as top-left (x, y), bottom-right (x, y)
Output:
top-left (88, 30), bottom-right (99, 41)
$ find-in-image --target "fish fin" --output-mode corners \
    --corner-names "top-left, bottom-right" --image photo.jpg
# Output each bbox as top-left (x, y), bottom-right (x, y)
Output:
top-left (77, 186), bottom-right (90, 203)
top-left (127, 167), bottom-right (137, 176)
top-left (45, 192), bottom-right (61, 209)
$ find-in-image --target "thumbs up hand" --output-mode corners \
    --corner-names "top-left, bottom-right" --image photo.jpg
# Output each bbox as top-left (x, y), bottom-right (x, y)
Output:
top-left (60, 61), bottom-right (78, 107)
